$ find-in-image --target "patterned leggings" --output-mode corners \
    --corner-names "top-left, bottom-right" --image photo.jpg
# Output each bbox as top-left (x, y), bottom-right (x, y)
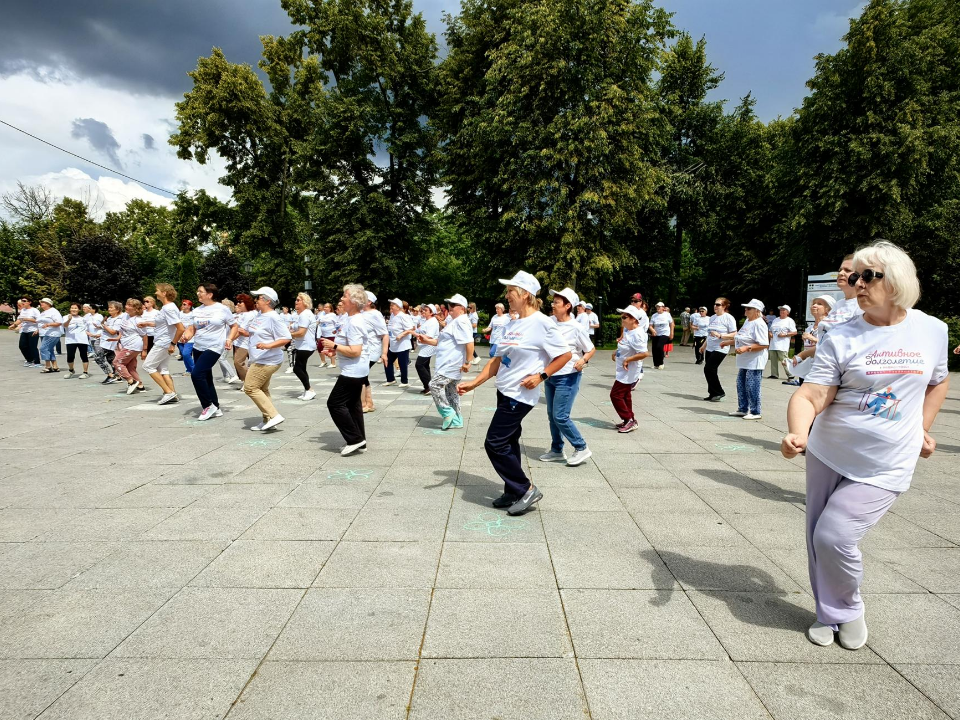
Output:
top-left (92, 343), bottom-right (114, 376)
top-left (430, 374), bottom-right (461, 416)
top-left (736, 368), bottom-right (762, 414)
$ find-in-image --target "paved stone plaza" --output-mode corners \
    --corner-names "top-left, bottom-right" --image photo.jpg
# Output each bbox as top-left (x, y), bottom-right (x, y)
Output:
top-left (1, 332), bottom-right (959, 720)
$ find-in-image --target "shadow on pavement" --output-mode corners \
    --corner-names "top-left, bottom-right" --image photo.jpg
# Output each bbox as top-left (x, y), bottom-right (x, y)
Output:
top-left (719, 432), bottom-right (782, 453)
top-left (644, 549), bottom-right (811, 630)
top-left (694, 468), bottom-right (806, 504)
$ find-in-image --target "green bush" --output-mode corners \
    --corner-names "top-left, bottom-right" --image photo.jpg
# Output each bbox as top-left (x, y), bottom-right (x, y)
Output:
top-left (945, 316), bottom-right (960, 370)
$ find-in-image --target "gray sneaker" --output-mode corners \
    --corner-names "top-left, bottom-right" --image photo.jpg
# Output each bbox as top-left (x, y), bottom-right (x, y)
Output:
top-left (538, 451), bottom-right (565, 462)
top-left (507, 485), bottom-right (543, 516)
top-left (566, 447), bottom-right (593, 467)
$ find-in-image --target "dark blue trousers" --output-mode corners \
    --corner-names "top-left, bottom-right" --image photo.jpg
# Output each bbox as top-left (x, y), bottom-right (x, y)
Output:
top-left (191, 348), bottom-right (222, 410)
top-left (484, 390), bottom-right (535, 498)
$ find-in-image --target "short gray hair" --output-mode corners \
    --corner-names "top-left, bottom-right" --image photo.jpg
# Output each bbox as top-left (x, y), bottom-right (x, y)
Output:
top-left (343, 284), bottom-right (366, 311)
top-left (852, 240), bottom-right (920, 310)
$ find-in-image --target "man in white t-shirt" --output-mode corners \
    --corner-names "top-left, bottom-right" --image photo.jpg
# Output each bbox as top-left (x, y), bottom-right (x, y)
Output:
top-left (767, 304), bottom-right (798, 380)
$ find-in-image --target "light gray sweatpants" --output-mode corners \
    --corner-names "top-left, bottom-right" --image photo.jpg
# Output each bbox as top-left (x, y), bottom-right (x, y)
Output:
top-left (806, 451), bottom-right (900, 626)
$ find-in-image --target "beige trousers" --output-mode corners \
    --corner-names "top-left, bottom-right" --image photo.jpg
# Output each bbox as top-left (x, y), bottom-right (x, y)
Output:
top-left (243, 362), bottom-right (281, 421)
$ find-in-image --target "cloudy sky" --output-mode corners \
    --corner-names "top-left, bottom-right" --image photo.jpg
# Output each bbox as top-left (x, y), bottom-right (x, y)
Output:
top-left (0, 0), bottom-right (865, 217)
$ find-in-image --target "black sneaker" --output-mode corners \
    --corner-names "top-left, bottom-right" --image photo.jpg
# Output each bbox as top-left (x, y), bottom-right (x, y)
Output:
top-left (100, 376), bottom-right (112, 385)
top-left (702, 395), bottom-right (713, 401)
top-left (507, 485), bottom-right (543, 516)
top-left (492, 493), bottom-right (520, 509)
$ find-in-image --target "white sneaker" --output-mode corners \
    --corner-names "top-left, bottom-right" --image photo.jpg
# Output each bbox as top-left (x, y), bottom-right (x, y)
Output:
top-left (212, 407), bottom-right (223, 418)
top-left (251, 421), bottom-right (265, 431)
top-left (743, 413), bottom-right (762, 420)
top-left (301, 390), bottom-right (316, 401)
top-left (226, 376), bottom-right (241, 384)
top-left (284, 367), bottom-right (294, 374)
top-left (471, 357), bottom-right (481, 365)
top-left (78, 372), bottom-right (89, 379)
top-left (341, 440), bottom-right (367, 456)
top-left (197, 406), bottom-right (214, 421)
top-left (398, 382), bottom-right (409, 388)
top-left (261, 414), bottom-right (285, 431)
top-left (383, 380), bottom-right (397, 386)
top-left (538, 451), bottom-right (566, 462)
top-left (729, 410), bottom-right (747, 417)
top-left (295, 392), bottom-right (305, 400)
top-left (63, 371), bottom-right (74, 379)
top-left (158, 393), bottom-right (176, 405)
top-left (567, 448), bottom-right (593, 467)
top-left (126, 383), bottom-right (138, 395)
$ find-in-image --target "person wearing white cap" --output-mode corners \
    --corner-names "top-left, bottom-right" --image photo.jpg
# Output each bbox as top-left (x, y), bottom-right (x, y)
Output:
top-left (413, 304), bottom-right (440, 394)
top-left (419, 294), bottom-right (473, 428)
top-left (237, 287), bottom-right (291, 430)
top-left (540, 288), bottom-right (595, 465)
top-left (785, 294), bottom-right (836, 386)
top-left (610, 304), bottom-right (650, 432)
top-left (384, 298), bottom-right (416, 387)
top-left (482, 303), bottom-right (510, 352)
top-left (767, 304), bottom-right (797, 380)
top-left (649, 302), bottom-right (674, 369)
top-left (690, 306), bottom-right (709, 364)
top-left (321, 284), bottom-right (371, 454)
top-left (458, 272), bottom-right (570, 515)
top-left (179, 283), bottom-right (237, 420)
top-left (781, 240), bottom-right (949, 651)
top-left (289, 292), bottom-right (318, 401)
top-left (36, 298), bottom-right (64, 372)
top-left (360, 291), bottom-right (388, 413)
top-left (723, 299), bottom-right (769, 420)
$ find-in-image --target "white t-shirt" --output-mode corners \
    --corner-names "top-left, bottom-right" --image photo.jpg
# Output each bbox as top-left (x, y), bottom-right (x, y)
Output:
top-left (734, 318), bottom-right (770, 370)
top-left (691, 314), bottom-right (710, 337)
top-left (489, 314), bottom-right (510, 348)
top-left (553, 318), bottom-right (594, 376)
top-left (83, 312), bottom-right (104, 340)
top-left (494, 313), bottom-right (569, 406)
top-left (152, 303), bottom-right (182, 347)
top-left (435, 313), bottom-right (474, 379)
top-left (650, 311), bottom-right (672, 336)
top-left (417, 317), bottom-right (440, 358)
top-left (616, 327), bottom-right (648, 384)
top-left (336, 315), bottom-right (370, 379)
top-left (636, 308), bottom-right (649, 335)
top-left (388, 312), bottom-right (415, 353)
top-left (576, 312), bottom-right (591, 334)
top-left (291, 309), bottom-right (316, 351)
top-left (706, 313), bottom-right (737, 353)
top-left (806, 310), bottom-right (949, 492)
top-left (17, 307), bottom-right (40, 333)
top-left (468, 312), bottom-right (479, 332)
top-left (769, 317), bottom-right (797, 352)
top-left (140, 308), bottom-right (159, 337)
top-left (117, 314), bottom-right (146, 351)
top-left (821, 297), bottom-right (863, 334)
top-left (38, 308), bottom-right (63, 337)
top-left (804, 321), bottom-right (825, 351)
top-left (233, 310), bottom-right (257, 350)
top-left (190, 303), bottom-right (235, 352)
top-left (335, 312), bottom-right (347, 335)
top-left (100, 315), bottom-right (121, 351)
top-left (246, 311), bottom-right (292, 365)
top-left (63, 315), bottom-right (88, 344)
top-left (179, 311), bottom-right (194, 329)
top-left (317, 311), bottom-right (337, 338)
top-left (361, 310), bottom-right (388, 362)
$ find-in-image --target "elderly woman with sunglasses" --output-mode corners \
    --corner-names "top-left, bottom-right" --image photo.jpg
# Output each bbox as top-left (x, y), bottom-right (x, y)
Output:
top-left (782, 241), bottom-right (949, 651)
top-left (703, 297), bottom-right (737, 401)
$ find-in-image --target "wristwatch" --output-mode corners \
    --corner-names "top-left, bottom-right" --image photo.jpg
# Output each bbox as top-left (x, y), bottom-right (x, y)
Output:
top-left (539, 372), bottom-right (548, 381)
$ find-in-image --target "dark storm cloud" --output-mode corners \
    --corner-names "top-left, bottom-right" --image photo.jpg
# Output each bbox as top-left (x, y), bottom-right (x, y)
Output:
top-left (0, 0), bottom-right (452, 97)
top-left (71, 118), bottom-right (122, 167)
top-left (142, 133), bottom-right (155, 150)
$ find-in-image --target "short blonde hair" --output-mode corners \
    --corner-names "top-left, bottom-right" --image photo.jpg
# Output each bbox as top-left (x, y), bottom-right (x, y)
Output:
top-left (852, 240), bottom-right (920, 310)
top-left (221, 299), bottom-right (236, 312)
top-left (155, 283), bottom-right (177, 302)
top-left (125, 298), bottom-right (143, 316)
top-left (343, 284), bottom-right (366, 312)
top-left (297, 292), bottom-right (313, 310)
top-left (508, 286), bottom-right (542, 311)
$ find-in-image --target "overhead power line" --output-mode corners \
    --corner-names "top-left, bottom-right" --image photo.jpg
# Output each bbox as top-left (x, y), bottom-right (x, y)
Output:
top-left (0, 118), bottom-right (177, 196)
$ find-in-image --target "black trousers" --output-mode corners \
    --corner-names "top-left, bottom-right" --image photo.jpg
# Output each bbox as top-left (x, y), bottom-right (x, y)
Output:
top-left (385, 349), bottom-right (409, 383)
top-left (66, 343), bottom-right (88, 364)
top-left (415, 355), bottom-right (431, 389)
top-left (652, 335), bottom-right (669, 366)
top-left (327, 374), bottom-right (366, 445)
top-left (293, 349), bottom-right (314, 390)
top-left (693, 336), bottom-right (706, 363)
top-left (704, 350), bottom-right (728, 397)
top-left (19, 333), bottom-right (40, 363)
top-left (484, 390), bottom-right (535, 498)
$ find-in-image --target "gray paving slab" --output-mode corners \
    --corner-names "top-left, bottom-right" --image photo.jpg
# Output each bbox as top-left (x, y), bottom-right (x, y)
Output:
top-left (38, 658), bottom-right (258, 720)
top-left (579, 659), bottom-right (772, 720)
top-left (1, 334), bottom-right (958, 718)
top-left (738, 662), bottom-right (951, 720)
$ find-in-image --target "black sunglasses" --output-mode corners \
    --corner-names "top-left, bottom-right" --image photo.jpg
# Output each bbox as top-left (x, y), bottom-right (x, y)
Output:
top-left (713, 302), bottom-right (722, 306)
top-left (847, 269), bottom-right (884, 287)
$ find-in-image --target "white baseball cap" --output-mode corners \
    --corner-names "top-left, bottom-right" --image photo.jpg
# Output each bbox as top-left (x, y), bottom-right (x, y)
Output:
top-left (425, 304), bottom-right (437, 314)
top-left (549, 287), bottom-right (579, 308)
top-left (444, 294), bottom-right (468, 308)
top-left (499, 271), bottom-right (541, 296)
top-left (655, 301), bottom-right (665, 307)
top-left (365, 291), bottom-right (377, 304)
top-left (39, 297), bottom-right (54, 305)
top-left (585, 303), bottom-right (593, 310)
top-left (778, 304), bottom-right (791, 312)
top-left (742, 299), bottom-right (765, 311)
top-left (251, 287), bottom-right (279, 303)
top-left (616, 305), bottom-right (643, 321)
top-left (388, 298), bottom-right (403, 308)
top-left (814, 294), bottom-right (836, 309)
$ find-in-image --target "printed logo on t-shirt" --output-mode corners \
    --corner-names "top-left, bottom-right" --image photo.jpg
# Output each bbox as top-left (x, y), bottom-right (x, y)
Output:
top-left (858, 386), bottom-right (902, 421)
top-left (864, 348), bottom-right (925, 376)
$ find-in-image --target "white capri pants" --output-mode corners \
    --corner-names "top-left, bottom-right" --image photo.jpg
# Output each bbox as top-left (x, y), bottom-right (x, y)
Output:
top-left (805, 451), bottom-right (899, 626)
top-left (142, 343), bottom-right (172, 376)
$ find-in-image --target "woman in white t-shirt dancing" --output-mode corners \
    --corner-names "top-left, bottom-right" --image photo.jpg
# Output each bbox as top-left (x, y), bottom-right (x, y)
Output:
top-left (703, 297), bottom-right (738, 401)
top-left (690, 306), bottom-right (710, 365)
top-left (782, 241), bottom-right (949, 651)
top-left (180, 283), bottom-right (237, 420)
top-left (413, 304), bottom-right (440, 394)
top-left (610, 305), bottom-right (650, 433)
top-left (723, 299), bottom-right (769, 420)
top-left (236, 287), bottom-right (292, 431)
top-left (458, 272), bottom-right (570, 515)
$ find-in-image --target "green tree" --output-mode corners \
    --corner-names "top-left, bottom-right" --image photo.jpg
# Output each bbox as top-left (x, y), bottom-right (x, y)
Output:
top-left (437, 0), bottom-right (672, 296)
top-left (178, 252), bottom-right (201, 300)
top-left (63, 234), bottom-right (139, 305)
